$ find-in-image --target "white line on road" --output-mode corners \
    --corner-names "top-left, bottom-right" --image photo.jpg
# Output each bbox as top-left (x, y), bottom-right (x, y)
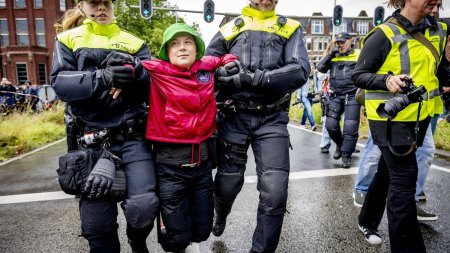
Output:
top-left (0, 164), bottom-right (448, 205)
top-left (0, 191), bottom-right (73, 205)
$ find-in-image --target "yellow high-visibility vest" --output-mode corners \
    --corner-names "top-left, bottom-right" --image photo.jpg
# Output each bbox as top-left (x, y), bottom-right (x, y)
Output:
top-left (363, 22), bottom-right (447, 121)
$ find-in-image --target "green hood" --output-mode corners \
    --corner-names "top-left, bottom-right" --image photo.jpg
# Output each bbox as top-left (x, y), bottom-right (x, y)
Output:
top-left (159, 23), bottom-right (205, 61)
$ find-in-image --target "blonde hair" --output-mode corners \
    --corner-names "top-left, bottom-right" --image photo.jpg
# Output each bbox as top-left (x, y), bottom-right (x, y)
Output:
top-left (54, 8), bottom-right (86, 33)
top-left (387, 0), bottom-right (405, 10)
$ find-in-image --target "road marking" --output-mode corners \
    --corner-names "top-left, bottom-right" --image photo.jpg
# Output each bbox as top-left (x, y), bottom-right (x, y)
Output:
top-left (0, 164), bottom-right (448, 205)
top-left (0, 191), bottom-right (73, 205)
top-left (245, 167), bottom-right (358, 183)
top-left (185, 242), bottom-right (200, 253)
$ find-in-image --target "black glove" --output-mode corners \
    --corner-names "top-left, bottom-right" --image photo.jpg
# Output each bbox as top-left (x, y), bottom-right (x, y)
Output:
top-left (217, 61), bottom-right (264, 88)
top-left (215, 60), bottom-right (240, 78)
top-left (102, 65), bottom-right (135, 89)
top-left (102, 51), bottom-right (134, 67)
top-left (83, 150), bottom-right (121, 199)
top-left (330, 48), bottom-right (339, 58)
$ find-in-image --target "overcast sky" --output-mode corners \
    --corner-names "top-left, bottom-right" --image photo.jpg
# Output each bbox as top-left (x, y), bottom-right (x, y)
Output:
top-left (166, 0), bottom-right (450, 45)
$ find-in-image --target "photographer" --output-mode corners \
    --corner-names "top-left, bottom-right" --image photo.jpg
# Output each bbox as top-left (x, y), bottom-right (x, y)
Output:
top-left (352, 0), bottom-right (448, 252)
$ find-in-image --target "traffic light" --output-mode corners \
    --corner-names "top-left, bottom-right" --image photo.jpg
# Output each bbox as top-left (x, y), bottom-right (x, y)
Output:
top-left (204, 0), bottom-right (215, 23)
top-left (373, 6), bottom-right (385, 26)
top-left (333, 5), bottom-right (343, 26)
top-left (140, 0), bottom-right (152, 19)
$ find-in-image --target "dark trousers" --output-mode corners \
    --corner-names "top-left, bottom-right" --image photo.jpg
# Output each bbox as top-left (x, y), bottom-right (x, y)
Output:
top-left (79, 140), bottom-right (157, 253)
top-left (157, 161), bottom-right (214, 252)
top-left (214, 111), bottom-right (290, 253)
top-left (325, 93), bottom-right (361, 155)
top-left (359, 146), bottom-right (425, 253)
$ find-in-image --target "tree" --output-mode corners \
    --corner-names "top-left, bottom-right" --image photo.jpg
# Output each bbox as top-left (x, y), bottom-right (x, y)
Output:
top-left (115, 0), bottom-right (200, 57)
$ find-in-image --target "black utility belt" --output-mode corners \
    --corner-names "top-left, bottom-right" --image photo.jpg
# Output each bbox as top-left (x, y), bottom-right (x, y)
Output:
top-left (80, 118), bottom-right (146, 146)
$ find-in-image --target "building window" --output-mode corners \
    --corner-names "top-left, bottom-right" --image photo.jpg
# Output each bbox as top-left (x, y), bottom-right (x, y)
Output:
top-left (34, 0), bottom-right (43, 8)
top-left (16, 19), bottom-right (29, 45)
top-left (334, 21), bottom-right (347, 34)
top-left (14, 0), bottom-right (26, 8)
top-left (311, 20), bottom-right (323, 34)
top-left (60, 0), bottom-right (66, 11)
top-left (357, 21), bottom-right (369, 35)
top-left (313, 37), bottom-right (329, 52)
top-left (38, 63), bottom-right (47, 85)
top-left (35, 19), bottom-right (45, 47)
top-left (306, 37), bottom-right (312, 51)
top-left (0, 19), bottom-right (8, 47)
top-left (0, 0), bottom-right (6, 8)
top-left (16, 63), bottom-right (28, 84)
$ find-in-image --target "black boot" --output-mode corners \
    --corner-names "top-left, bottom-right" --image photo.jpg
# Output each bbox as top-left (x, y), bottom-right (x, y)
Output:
top-left (128, 240), bottom-right (149, 253)
top-left (212, 214), bottom-right (227, 237)
top-left (333, 146), bottom-right (342, 160)
top-left (341, 154), bottom-right (352, 168)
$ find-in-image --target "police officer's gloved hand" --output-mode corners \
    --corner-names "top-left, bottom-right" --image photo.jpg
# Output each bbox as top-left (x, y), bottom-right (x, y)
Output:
top-left (215, 60), bottom-right (240, 78)
top-left (102, 51), bottom-right (135, 67)
top-left (330, 48), bottom-right (339, 58)
top-left (83, 151), bottom-right (118, 199)
top-left (102, 65), bottom-right (135, 89)
top-left (217, 60), bottom-right (264, 89)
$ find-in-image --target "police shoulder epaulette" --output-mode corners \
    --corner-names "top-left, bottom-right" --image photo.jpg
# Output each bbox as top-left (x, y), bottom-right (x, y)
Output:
top-left (117, 30), bottom-right (145, 54)
top-left (219, 15), bottom-right (252, 41)
top-left (56, 25), bottom-right (86, 50)
top-left (275, 17), bottom-right (301, 39)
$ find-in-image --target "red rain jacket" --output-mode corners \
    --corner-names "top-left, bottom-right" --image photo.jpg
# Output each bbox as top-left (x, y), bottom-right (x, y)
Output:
top-left (142, 54), bottom-right (236, 144)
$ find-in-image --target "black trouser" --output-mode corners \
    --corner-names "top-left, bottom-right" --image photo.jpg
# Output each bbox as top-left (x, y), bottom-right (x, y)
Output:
top-left (215, 110), bottom-right (290, 253)
top-left (359, 146), bottom-right (425, 253)
top-left (325, 93), bottom-right (361, 155)
top-left (79, 140), bottom-right (158, 253)
top-left (157, 160), bottom-right (214, 252)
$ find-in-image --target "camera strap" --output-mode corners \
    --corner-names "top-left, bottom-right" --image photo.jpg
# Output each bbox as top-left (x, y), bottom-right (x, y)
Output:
top-left (386, 101), bottom-right (423, 156)
top-left (388, 17), bottom-right (440, 71)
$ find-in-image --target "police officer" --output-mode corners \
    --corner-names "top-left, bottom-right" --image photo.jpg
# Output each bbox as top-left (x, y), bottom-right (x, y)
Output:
top-left (317, 32), bottom-right (361, 168)
top-left (352, 0), bottom-right (448, 251)
top-left (206, 0), bottom-right (310, 252)
top-left (50, 1), bottom-right (158, 252)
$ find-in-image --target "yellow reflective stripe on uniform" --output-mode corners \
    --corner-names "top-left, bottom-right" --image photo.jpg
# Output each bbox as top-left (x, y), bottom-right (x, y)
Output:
top-left (331, 49), bottom-right (360, 62)
top-left (365, 87), bottom-right (440, 101)
top-left (220, 15), bottom-right (300, 41)
top-left (57, 25), bottom-right (144, 54)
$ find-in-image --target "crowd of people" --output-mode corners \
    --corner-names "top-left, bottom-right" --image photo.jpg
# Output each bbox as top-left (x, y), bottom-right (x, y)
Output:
top-left (50, 0), bottom-right (448, 253)
top-left (0, 77), bottom-right (51, 114)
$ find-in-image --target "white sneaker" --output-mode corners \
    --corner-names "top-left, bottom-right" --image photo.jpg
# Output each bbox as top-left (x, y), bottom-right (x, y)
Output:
top-left (358, 224), bottom-right (382, 245)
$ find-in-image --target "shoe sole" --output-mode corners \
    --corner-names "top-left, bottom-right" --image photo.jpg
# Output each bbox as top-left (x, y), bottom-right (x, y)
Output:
top-left (358, 225), bottom-right (382, 245)
top-left (417, 215), bottom-right (438, 221)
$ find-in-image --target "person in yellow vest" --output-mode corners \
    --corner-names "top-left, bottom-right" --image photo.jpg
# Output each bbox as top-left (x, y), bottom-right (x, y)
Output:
top-left (317, 32), bottom-right (361, 168)
top-left (351, 0), bottom-right (448, 252)
top-left (206, 0), bottom-right (310, 252)
top-left (51, 1), bottom-right (158, 252)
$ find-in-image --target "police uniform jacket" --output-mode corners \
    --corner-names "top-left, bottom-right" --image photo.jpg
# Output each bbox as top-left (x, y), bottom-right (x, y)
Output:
top-left (50, 19), bottom-right (150, 129)
top-left (352, 11), bottom-right (449, 147)
top-left (317, 47), bottom-right (360, 95)
top-left (205, 6), bottom-right (310, 105)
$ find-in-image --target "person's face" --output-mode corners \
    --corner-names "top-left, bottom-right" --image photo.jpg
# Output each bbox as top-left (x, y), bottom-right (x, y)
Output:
top-left (167, 33), bottom-right (197, 70)
top-left (79, 0), bottom-right (115, 25)
top-left (251, 0), bottom-right (278, 11)
top-left (407, 0), bottom-right (441, 17)
top-left (335, 39), bottom-right (352, 53)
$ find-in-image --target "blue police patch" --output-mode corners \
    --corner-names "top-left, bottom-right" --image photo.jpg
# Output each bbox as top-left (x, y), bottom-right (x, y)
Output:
top-left (197, 71), bottom-right (211, 83)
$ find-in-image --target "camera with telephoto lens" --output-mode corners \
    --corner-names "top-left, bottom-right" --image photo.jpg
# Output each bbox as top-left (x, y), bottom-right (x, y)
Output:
top-left (376, 76), bottom-right (427, 120)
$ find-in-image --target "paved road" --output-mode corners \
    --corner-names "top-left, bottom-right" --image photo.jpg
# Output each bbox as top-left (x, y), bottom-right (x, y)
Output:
top-left (1, 123), bottom-right (449, 253)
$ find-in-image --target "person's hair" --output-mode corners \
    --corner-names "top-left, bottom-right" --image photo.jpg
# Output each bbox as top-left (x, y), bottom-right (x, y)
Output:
top-left (387, 0), bottom-right (405, 10)
top-left (54, 8), bottom-right (86, 33)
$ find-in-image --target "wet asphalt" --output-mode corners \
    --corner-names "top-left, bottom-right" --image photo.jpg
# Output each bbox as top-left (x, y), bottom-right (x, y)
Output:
top-left (0, 123), bottom-right (449, 253)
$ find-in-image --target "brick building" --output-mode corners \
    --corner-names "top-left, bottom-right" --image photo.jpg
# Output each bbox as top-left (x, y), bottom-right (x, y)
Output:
top-left (0, 0), bottom-right (74, 86)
